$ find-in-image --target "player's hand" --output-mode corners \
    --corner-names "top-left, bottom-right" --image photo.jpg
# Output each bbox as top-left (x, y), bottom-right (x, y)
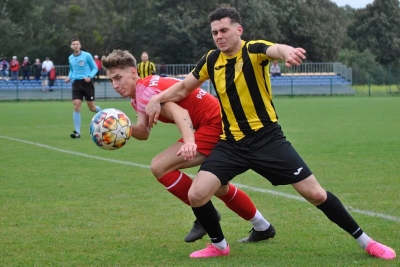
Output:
top-left (177, 142), bottom-right (197, 161)
top-left (65, 77), bottom-right (70, 83)
top-left (84, 77), bottom-right (91, 82)
top-left (284, 47), bottom-right (306, 68)
top-left (145, 96), bottom-right (162, 127)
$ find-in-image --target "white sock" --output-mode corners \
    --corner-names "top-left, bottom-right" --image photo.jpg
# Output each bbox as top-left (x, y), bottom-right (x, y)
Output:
top-left (356, 233), bottom-right (371, 249)
top-left (212, 239), bottom-right (227, 250)
top-left (249, 210), bottom-right (271, 231)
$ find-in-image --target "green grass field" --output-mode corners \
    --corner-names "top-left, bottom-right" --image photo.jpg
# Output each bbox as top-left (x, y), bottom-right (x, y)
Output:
top-left (0, 97), bottom-right (399, 267)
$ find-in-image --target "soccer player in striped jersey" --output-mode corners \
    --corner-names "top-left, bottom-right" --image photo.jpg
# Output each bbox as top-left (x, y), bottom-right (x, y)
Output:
top-left (101, 49), bottom-right (275, 243)
top-left (145, 7), bottom-right (396, 260)
top-left (137, 52), bottom-right (156, 78)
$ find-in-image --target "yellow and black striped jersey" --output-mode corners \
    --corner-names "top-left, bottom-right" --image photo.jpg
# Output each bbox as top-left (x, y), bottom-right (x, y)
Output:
top-left (137, 61), bottom-right (156, 78)
top-left (192, 40), bottom-right (277, 141)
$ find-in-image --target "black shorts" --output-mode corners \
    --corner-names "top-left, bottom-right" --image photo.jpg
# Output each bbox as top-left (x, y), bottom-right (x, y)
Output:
top-left (199, 123), bottom-right (312, 186)
top-left (72, 80), bottom-right (96, 101)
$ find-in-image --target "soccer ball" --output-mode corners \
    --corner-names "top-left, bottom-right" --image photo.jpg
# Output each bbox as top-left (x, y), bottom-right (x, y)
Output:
top-left (90, 108), bottom-right (132, 150)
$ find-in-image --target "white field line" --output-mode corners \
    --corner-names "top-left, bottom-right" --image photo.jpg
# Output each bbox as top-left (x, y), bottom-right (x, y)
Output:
top-left (1, 135), bottom-right (399, 223)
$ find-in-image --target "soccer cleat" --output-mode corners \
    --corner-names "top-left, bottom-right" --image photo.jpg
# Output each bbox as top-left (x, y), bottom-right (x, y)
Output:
top-left (365, 239), bottom-right (396, 260)
top-left (184, 212), bottom-right (221, 243)
top-left (238, 224), bottom-right (276, 243)
top-left (70, 130), bottom-right (81, 139)
top-left (184, 219), bottom-right (206, 242)
top-left (190, 243), bottom-right (230, 258)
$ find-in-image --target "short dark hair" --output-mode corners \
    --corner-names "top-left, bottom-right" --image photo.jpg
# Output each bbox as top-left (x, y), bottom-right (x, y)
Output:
top-left (208, 7), bottom-right (241, 24)
top-left (70, 38), bottom-right (80, 44)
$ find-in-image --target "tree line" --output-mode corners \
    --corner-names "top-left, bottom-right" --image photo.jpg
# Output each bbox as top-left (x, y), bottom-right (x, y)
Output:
top-left (1, 0), bottom-right (399, 84)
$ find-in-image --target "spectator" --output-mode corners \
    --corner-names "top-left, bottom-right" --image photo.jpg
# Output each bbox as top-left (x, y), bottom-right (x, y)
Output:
top-left (21, 56), bottom-right (31, 80)
top-left (270, 60), bottom-right (281, 77)
top-left (32, 59), bottom-right (42, 82)
top-left (137, 51), bottom-right (156, 78)
top-left (48, 65), bottom-right (57, 91)
top-left (93, 55), bottom-right (102, 84)
top-left (1, 58), bottom-right (9, 81)
top-left (10, 56), bottom-right (20, 80)
top-left (42, 56), bottom-right (54, 76)
top-left (159, 63), bottom-right (168, 77)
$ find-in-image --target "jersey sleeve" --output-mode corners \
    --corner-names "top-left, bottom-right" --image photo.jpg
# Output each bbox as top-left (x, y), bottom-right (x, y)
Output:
top-left (191, 51), bottom-right (213, 82)
top-left (134, 82), bottom-right (162, 113)
top-left (247, 40), bottom-right (275, 60)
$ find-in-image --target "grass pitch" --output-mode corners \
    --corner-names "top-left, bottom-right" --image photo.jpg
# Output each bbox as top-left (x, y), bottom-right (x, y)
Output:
top-left (0, 97), bottom-right (399, 267)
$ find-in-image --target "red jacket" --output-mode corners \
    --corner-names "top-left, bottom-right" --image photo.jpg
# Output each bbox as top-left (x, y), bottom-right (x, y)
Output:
top-left (49, 68), bottom-right (56, 80)
top-left (10, 59), bottom-right (20, 71)
top-left (94, 59), bottom-right (102, 71)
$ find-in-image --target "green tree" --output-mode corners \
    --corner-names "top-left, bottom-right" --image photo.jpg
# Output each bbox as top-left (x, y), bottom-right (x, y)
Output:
top-left (272, 0), bottom-right (346, 62)
top-left (339, 49), bottom-right (387, 84)
top-left (347, 0), bottom-right (400, 66)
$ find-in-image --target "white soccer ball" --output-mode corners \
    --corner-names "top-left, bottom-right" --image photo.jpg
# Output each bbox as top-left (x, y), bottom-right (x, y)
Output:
top-left (89, 108), bottom-right (132, 150)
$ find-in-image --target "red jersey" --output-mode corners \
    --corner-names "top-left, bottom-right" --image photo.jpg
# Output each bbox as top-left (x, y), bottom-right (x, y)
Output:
top-left (131, 75), bottom-right (220, 130)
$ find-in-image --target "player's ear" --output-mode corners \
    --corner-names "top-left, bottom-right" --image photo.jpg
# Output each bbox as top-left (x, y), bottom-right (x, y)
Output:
top-left (70, 45), bottom-right (73, 49)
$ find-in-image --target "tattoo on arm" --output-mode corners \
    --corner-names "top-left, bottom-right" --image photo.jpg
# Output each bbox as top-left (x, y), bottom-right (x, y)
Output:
top-left (184, 118), bottom-right (194, 130)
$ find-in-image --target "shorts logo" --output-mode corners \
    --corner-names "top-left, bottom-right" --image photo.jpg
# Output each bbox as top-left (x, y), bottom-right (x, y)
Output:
top-left (294, 167), bottom-right (303, 175)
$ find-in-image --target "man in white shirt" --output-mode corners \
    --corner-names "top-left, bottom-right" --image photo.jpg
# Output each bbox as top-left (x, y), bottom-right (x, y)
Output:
top-left (270, 60), bottom-right (281, 77)
top-left (42, 57), bottom-right (54, 72)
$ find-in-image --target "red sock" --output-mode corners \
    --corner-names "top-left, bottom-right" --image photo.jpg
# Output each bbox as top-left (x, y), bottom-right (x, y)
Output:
top-left (217, 184), bottom-right (257, 220)
top-left (157, 171), bottom-right (192, 206)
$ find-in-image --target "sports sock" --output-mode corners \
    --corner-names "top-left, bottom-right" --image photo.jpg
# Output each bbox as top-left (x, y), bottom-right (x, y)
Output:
top-left (317, 191), bottom-right (364, 239)
top-left (249, 210), bottom-right (271, 231)
top-left (217, 183), bottom-right (257, 220)
top-left (158, 171), bottom-right (192, 205)
top-left (192, 201), bottom-right (224, 243)
top-left (95, 106), bottom-right (101, 112)
top-left (212, 239), bottom-right (228, 250)
top-left (356, 233), bottom-right (371, 249)
top-left (73, 111), bottom-right (81, 134)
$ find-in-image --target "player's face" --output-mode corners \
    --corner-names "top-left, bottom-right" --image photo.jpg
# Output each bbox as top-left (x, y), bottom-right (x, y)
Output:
top-left (71, 41), bottom-right (81, 53)
top-left (211, 17), bottom-right (243, 56)
top-left (107, 67), bottom-right (137, 98)
top-left (141, 53), bottom-right (148, 62)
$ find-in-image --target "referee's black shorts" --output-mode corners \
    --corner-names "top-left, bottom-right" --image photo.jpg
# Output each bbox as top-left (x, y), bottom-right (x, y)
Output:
top-left (199, 122), bottom-right (312, 186)
top-left (72, 79), bottom-right (96, 101)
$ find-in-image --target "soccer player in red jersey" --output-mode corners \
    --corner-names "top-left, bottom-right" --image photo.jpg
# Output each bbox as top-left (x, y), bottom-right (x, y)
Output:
top-left (101, 49), bottom-right (276, 243)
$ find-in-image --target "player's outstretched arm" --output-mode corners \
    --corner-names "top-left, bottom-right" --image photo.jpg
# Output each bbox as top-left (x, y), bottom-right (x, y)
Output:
top-left (266, 44), bottom-right (306, 67)
top-left (161, 102), bottom-right (197, 161)
top-left (145, 73), bottom-right (203, 127)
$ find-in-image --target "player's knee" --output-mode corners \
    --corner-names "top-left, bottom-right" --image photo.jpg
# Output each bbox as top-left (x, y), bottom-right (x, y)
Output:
top-left (307, 189), bottom-right (327, 205)
top-left (150, 158), bottom-right (166, 179)
top-left (188, 188), bottom-right (210, 207)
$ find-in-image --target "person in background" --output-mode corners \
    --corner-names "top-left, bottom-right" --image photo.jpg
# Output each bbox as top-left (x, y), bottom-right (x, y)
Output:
top-left (270, 60), bottom-right (281, 77)
top-left (32, 59), bottom-right (42, 82)
top-left (10, 56), bottom-right (20, 81)
top-left (48, 65), bottom-right (57, 91)
top-left (65, 38), bottom-right (101, 139)
top-left (159, 63), bottom-right (168, 77)
top-left (137, 51), bottom-right (156, 78)
top-left (21, 56), bottom-right (32, 80)
top-left (93, 55), bottom-right (102, 84)
top-left (145, 7), bottom-right (396, 260)
top-left (1, 58), bottom-right (10, 81)
top-left (41, 57), bottom-right (54, 78)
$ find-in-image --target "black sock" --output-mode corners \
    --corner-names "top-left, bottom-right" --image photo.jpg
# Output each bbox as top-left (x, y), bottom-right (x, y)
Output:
top-left (317, 191), bottom-right (363, 239)
top-left (192, 201), bottom-right (224, 243)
